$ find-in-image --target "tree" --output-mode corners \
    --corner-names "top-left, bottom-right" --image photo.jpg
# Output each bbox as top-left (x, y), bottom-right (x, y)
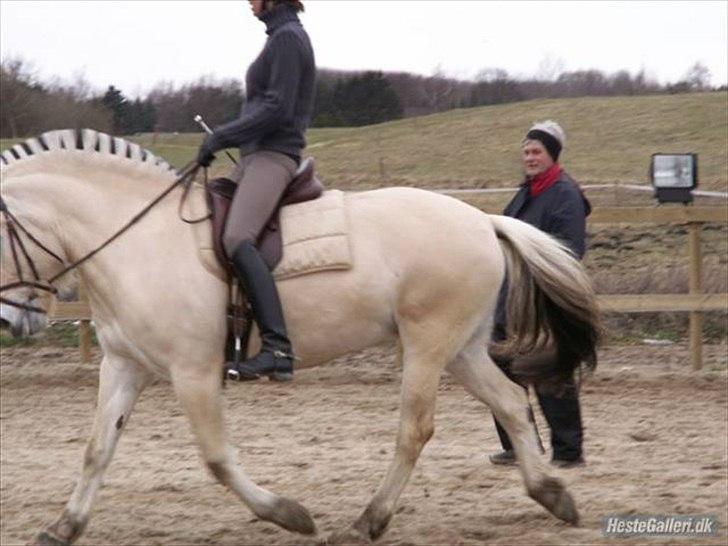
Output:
top-left (0, 58), bottom-right (43, 138)
top-left (536, 54), bottom-right (565, 82)
top-left (683, 62), bottom-right (711, 91)
top-left (329, 71), bottom-right (403, 127)
top-left (311, 75), bottom-right (338, 126)
top-left (1, 57), bottom-right (111, 138)
top-left (469, 68), bottom-right (522, 106)
top-left (148, 77), bottom-right (244, 133)
top-left (101, 85), bottom-right (129, 135)
top-left (124, 97), bottom-right (156, 134)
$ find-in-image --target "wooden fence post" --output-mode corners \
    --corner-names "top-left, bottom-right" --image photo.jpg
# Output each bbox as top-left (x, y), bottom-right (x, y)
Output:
top-left (77, 282), bottom-right (92, 364)
top-left (687, 222), bottom-right (703, 370)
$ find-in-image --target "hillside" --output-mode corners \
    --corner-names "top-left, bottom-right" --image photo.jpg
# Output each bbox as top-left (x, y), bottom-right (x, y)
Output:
top-left (305, 92), bottom-right (728, 191)
top-left (2, 92), bottom-right (727, 191)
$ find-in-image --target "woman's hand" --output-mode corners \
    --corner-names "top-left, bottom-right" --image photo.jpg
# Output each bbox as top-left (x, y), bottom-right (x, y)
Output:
top-left (196, 136), bottom-right (217, 167)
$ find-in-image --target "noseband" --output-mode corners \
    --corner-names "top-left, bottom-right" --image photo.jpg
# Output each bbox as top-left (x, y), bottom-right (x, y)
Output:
top-left (0, 161), bottom-right (203, 315)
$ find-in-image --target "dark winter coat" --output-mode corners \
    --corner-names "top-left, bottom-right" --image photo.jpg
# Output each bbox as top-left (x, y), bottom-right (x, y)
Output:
top-left (494, 171), bottom-right (591, 328)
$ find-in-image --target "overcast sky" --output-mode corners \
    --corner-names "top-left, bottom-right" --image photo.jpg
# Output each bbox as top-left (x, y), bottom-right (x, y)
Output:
top-left (1, 1), bottom-right (726, 97)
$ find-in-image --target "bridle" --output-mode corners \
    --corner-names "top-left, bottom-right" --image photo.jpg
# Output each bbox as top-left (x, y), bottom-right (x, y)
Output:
top-left (0, 196), bottom-right (64, 313)
top-left (0, 161), bottom-right (205, 314)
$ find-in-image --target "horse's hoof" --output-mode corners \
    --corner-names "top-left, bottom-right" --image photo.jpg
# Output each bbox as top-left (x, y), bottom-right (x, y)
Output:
top-left (326, 526), bottom-right (372, 545)
top-left (529, 476), bottom-right (580, 526)
top-left (28, 531), bottom-right (68, 546)
top-left (265, 497), bottom-right (317, 535)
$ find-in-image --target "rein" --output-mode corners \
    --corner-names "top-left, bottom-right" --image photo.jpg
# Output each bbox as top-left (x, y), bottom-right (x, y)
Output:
top-left (1, 161), bottom-right (205, 314)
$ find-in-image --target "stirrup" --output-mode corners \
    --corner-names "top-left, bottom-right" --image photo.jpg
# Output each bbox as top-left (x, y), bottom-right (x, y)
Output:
top-left (226, 367), bottom-right (242, 381)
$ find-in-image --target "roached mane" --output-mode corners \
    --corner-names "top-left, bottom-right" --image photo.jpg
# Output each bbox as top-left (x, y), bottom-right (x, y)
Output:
top-left (0, 129), bottom-right (176, 174)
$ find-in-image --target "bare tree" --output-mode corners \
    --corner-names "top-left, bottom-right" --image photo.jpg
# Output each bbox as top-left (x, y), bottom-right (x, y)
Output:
top-left (683, 62), bottom-right (712, 91)
top-left (536, 54), bottom-right (565, 82)
top-left (0, 58), bottom-right (41, 138)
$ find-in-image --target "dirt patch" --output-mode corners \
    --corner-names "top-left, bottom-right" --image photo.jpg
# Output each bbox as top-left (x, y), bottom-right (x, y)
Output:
top-left (1, 344), bottom-right (726, 545)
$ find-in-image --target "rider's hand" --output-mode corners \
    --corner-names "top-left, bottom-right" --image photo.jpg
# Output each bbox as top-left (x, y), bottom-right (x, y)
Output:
top-left (196, 136), bottom-right (217, 167)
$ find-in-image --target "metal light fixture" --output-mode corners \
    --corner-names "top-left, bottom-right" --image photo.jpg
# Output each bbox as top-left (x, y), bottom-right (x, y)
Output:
top-left (650, 153), bottom-right (698, 204)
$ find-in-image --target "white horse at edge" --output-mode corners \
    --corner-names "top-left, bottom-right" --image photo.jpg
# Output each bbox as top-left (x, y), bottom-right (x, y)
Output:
top-left (0, 129), bottom-right (600, 545)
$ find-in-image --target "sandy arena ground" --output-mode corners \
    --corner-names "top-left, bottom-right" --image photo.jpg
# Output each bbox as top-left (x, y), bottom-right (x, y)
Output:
top-left (1, 343), bottom-right (726, 546)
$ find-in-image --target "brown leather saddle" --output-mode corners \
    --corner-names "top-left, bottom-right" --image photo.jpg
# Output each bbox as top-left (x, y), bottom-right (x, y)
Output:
top-left (206, 157), bottom-right (324, 275)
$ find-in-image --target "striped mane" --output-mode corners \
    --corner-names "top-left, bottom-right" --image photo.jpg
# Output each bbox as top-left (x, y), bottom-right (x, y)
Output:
top-left (0, 129), bottom-right (176, 176)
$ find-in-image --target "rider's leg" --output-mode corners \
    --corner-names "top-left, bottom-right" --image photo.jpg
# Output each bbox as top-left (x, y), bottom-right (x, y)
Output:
top-left (228, 239), bottom-right (294, 380)
top-left (222, 151), bottom-right (298, 381)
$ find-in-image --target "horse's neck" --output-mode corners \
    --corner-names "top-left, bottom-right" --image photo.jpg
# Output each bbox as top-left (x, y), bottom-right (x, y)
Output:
top-left (18, 168), bottom-right (190, 313)
top-left (45, 168), bottom-right (180, 257)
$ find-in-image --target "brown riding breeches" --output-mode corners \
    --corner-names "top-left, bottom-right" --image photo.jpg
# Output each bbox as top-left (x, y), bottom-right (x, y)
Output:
top-left (222, 150), bottom-right (298, 256)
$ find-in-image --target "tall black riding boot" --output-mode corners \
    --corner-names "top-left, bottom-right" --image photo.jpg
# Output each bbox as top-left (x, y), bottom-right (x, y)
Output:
top-left (226, 240), bottom-right (294, 382)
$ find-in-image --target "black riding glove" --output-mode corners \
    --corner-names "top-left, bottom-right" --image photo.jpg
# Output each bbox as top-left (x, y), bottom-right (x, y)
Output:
top-left (197, 135), bottom-right (217, 167)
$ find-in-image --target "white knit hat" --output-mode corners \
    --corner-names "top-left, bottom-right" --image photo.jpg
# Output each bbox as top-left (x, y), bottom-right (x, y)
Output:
top-left (529, 120), bottom-right (565, 145)
top-left (525, 120), bottom-right (565, 160)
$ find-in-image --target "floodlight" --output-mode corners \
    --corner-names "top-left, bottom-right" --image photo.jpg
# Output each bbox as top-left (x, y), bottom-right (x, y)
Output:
top-left (650, 153), bottom-right (698, 204)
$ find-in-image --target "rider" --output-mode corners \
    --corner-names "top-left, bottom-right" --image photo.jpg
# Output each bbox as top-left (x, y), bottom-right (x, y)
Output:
top-left (196, 0), bottom-right (315, 382)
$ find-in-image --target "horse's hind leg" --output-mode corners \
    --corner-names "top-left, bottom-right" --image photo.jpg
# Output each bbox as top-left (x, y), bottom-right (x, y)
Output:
top-left (334, 322), bottom-right (451, 543)
top-left (169, 363), bottom-right (316, 536)
top-left (30, 354), bottom-right (150, 546)
top-left (446, 337), bottom-right (579, 525)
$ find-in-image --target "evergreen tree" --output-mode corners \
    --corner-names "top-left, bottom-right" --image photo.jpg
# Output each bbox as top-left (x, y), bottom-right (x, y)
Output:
top-left (328, 71), bottom-right (403, 127)
top-left (101, 85), bottom-right (129, 135)
top-left (124, 97), bottom-right (156, 134)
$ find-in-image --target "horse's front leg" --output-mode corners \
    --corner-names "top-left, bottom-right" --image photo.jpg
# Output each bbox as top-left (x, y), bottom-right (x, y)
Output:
top-left (30, 354), bottom-right (150, 546)
top-left (169, 362), bottom-right (316, 536)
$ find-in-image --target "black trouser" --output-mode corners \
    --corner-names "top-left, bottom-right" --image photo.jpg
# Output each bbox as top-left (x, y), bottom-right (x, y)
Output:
top-left (491, 325), bottom-right (583, 461)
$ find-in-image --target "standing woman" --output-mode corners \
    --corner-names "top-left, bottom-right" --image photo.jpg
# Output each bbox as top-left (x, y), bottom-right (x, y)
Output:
top-left (488, 121), bottom-right (591, 468)
top-left (197, 0), bottom-right (315, 382)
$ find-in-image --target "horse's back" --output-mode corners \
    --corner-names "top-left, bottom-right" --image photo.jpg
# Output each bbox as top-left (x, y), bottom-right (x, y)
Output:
top-left (346, 187), bottom-right (502, 273)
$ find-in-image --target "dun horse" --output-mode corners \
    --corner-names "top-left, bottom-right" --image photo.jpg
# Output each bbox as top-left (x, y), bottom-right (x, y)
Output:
top-left (0, 130), bottom-right (600, 545)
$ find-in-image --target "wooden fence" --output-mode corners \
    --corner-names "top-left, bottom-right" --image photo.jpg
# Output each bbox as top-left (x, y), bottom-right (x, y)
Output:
top-left (587, 206), bottom-right (727, 370)
top-left (47, 205), bottom-right (727, 370)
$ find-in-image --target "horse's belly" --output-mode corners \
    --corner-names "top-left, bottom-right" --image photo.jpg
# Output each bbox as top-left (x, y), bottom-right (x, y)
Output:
top-left (274, 265), bottom-right (397, 368)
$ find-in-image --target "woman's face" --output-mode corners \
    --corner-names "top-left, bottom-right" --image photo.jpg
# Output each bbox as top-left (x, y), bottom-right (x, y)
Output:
top-left (248, 0), bottom-right (264, 17)
top-left (521, 139), bottom-right (554, 177)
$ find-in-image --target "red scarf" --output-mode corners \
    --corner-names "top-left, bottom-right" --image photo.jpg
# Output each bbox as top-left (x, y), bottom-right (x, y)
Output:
top-left (528, 163), bottom-right (562, 197)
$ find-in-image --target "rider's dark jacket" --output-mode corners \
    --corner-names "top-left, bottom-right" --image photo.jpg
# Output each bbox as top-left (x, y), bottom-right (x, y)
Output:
top-left (494, 171), bottom-right (591, 328)
top-left (206, 4), bottom-right (316, 161)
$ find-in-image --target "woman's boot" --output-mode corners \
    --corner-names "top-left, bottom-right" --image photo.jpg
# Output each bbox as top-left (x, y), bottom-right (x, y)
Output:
top-left (225, 240), bottom-right (294, 381)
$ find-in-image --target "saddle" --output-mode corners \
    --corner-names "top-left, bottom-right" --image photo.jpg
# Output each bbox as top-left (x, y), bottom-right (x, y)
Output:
top-left (206, 157), bottom-right (324, 275)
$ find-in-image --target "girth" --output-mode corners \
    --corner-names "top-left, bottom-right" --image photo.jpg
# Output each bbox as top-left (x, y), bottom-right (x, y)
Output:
top-left (207, 156), bottom-right (324, 276)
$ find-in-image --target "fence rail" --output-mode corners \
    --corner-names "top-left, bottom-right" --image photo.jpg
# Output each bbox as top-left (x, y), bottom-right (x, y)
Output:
top-left (48, 205), bottom-right (728, 370)
top-left (437, 184), bottom-right (728, 199)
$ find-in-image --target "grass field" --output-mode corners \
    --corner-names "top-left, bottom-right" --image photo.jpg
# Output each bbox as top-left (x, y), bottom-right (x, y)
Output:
top-left (2, 92), bottom-right (727, 191)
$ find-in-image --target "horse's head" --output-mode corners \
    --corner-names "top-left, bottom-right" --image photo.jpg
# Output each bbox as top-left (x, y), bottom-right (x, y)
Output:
top-left (0, 187), bottom-right (68, 337)
top-left (1, 128), bottom-right (179, 337)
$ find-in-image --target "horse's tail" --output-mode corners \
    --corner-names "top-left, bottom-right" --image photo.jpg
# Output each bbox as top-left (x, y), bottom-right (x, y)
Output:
top-left (489, 214), bottom-right (602, 387)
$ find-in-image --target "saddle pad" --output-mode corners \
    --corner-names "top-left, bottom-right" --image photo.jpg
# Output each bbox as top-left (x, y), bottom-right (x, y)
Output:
top-left (272, 190), bottom-right (352, 280)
